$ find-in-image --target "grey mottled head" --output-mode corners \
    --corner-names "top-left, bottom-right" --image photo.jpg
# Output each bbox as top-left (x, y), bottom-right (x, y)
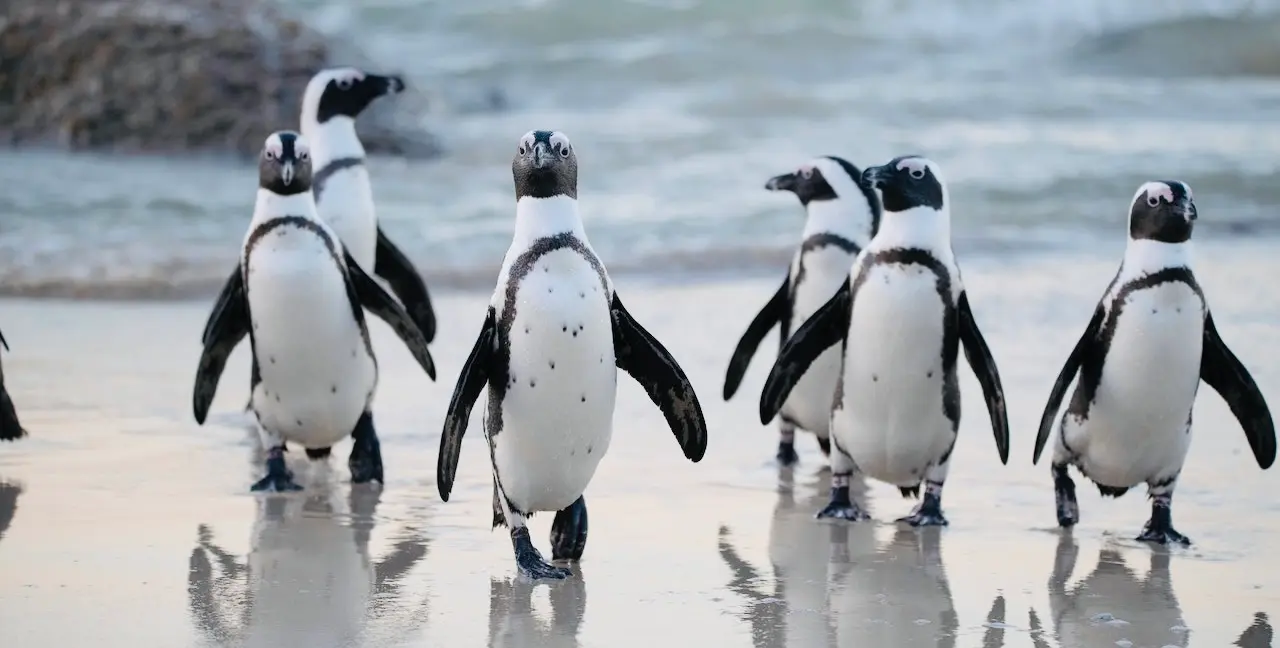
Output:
top-left (512, 130), bottom-right (578, 200)
top-left (302, 67), bottom-right (406, 125)
top-left (861, 155), bottom-right (946, 213)
top-left (1128, 181), bottom-right (1196, 243)
top-left (258, 131), bottom-right (313, 196)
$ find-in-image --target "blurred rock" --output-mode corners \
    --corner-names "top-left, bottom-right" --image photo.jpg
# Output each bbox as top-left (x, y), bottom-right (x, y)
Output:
top-left (0, 0), bottom-right (443, 159)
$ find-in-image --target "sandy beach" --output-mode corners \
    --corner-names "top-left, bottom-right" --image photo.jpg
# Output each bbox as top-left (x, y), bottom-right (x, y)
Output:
top-left (0, 237), bottom-right (1276, 648)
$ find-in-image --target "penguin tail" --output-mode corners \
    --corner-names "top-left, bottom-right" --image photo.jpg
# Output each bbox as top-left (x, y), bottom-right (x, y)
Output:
top-left (898, 485), bottom-right (921, 499)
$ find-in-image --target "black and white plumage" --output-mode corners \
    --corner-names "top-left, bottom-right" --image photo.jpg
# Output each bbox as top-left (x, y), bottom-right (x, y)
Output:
top-left (0, 328), bottom-right (26, 442)
top-left (723, 156), bottom-right (881, 467)
top-left (1033, 180), bottom-right (1275, 546)
top-left (759, 155), bottom-right (1009, 526)
top-left (201, 67), bottom-right (437, 409)
top-left (436, 130), bottom-right (708, 580)
top-left (192, 131), bottom-right (436, 492)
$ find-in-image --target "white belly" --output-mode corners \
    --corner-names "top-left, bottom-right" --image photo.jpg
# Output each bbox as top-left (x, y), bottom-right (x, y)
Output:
top-left (833, 264), bottom-right (954, 486)
top-left (247, 230), bottom-right (376, 448)
top-left (1065, 284), bottom-right (1203, 487)
top-left (490, 249), bottom-right (617, 514)
top-left (316, 167), bottom-right (378, 274)
top-left (779, 246), bottom-right (856, 433)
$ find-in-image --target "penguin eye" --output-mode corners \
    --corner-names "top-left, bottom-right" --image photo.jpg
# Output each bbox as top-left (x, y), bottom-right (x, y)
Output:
top-left (909, 169), bottom-right (925, 180)
top-left (558, 144), bottom-right (570, 158)
top-left (297, 150), bottom-right (310, 162)
top-left (518, 145), bottom-right (527, 155)
top-left (800, 168), bottom-right (813, 180)
top-left (1147, 196), bottom-right (1161, 207)
top-left (336, 78), bottom-right (353, 90)
top-left (265, 150), bottom-right (277, 160)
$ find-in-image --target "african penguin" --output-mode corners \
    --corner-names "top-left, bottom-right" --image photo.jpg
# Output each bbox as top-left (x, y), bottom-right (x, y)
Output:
top-left (200, 67), bottom-right (437, 410)
top-left (192, 131), bottom-right (436, 492)
top-left (759, 155), bottom-right (1010, 526)
top-left (1033, 180), bottom-right (1276, 546)
top-left (436, 130), bottom-right (709, 580)
top-left (723, 156), bottom-right (881, 467)
top-left (0, 327), bottom-right (26, 442)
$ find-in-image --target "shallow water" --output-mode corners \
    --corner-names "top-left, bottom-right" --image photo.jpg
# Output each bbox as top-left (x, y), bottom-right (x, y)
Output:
top-left (4, 0), bottom-right (1280, 297)
top-left (0, 238), bottom-right (1277, 646)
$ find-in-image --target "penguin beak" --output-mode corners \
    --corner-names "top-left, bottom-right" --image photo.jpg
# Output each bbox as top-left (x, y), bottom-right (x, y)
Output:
top-left (280, 160), bottom-right (295, 186)
top-left (530, 141), bottom-right (551, 169)
top-left (765, 172), bottom-right (797, 192)
top-left (861, 165), bottom-right (887, 189)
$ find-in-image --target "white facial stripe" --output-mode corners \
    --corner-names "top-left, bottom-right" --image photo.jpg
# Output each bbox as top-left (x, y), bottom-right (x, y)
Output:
top-left (294, 137), bottom-right (310, 158)
top-left (519, 131), bottom-right (536, 150)
top-left (895, 157), bottom-right (929, 175)
top-left (1134, 181), bottom-right (1173, 206)
top-left (809, 158), bottom-right (858, 199)
top-left (264, 134), bottom-right (283, 158)
top-left (549, 132), bottom-right (572, 150)
top-left (331, 67), bottom-right (365, 84)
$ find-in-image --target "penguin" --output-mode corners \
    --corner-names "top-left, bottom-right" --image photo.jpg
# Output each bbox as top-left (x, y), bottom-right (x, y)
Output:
top-left (758, 155), bottom-right (1010, 526)
top-left (192, 131), bottom-right (436, 492)
top-left (187, 488), bottom-right (432, 647)
top-left (1032, 180), bottom-right (1276, 546)
top-left (1040, 533), bottom-right (1189, 648)
top-left (435, 130), bottom-right (709, 580)
top-left (201, 67), bottom-right (437, 408)
top-left (723, 156), bottom-right (881, 467)
top-left (0, 327), bottom-right (26, 442)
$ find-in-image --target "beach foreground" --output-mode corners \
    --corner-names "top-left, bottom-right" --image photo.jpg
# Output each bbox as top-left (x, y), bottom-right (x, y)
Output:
top-left (0, 241), bottom-right (1277, 648)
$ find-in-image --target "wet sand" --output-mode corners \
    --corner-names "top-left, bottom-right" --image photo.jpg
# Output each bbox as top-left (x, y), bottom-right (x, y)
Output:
top-left (0, 240), bottom-right (1277, 647)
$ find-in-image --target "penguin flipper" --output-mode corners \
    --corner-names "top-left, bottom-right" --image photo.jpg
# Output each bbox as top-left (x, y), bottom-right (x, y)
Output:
top-left (759, 278), bottom-right (851, 426)
top-left (201, 265), bottom-right (242, 347)
top-left (193, 268), bottom-right (250, 425)
top-left (438, 308), bottom-right (497, 502)
top-left (1200, 311), bottom-right (1276, 470)
top-left (343, 250), bottom-right (436, 381)
top-left (374, 226), bottom-right (438, 344)
top-left (956, 291), bottom-right (1011, 465)
top-left (0, 344), bottom-right (25, 442)
top-left (723, 274), bottom-right (789, 401)
top-left (609, 292), bottom-right (708, 462)
top-left (1033, 305), bottom-right (1104, 465)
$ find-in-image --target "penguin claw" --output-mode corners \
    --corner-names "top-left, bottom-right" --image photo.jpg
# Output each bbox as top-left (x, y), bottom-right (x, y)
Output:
top-left (776, 441), bottom-right (800, 466)
top-left (550, 496), bottom-right (588, 561)
top-left (512, 527), bottom-right (572, 580)
top-left (897, 494), bottom-right (948, 527)
top-left (250, 457), bottom-right (302, 492)
top-left (1136, 520), bottom-right (1191, 546)
top-left (816, 501), bottom-right (871, 522)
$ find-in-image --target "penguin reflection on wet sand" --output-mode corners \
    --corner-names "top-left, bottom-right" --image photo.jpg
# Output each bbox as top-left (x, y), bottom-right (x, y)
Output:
top-left (488, 568), bottom-right (586, 648)
top-left (1235, 612), bottom-right (1272, 648)
top-left (0, 328), bottom-right (27, 442)
top-left (187, 488), bottom-right (431, 647)
top-left (1034, 533), bottom-right (1189, 648)
top-left (436, 130), bottom-right (709, 580)
top-left (759, 156), bottom-right (1010, 526)
top-left (723, 157), bottom-right (881, 467)
top-left (1034, 181), bottom-right (1276, 545)
top-left (0, 480), bottom-right (23, 543)
top-left (193, 131), bottom-right (436, 492)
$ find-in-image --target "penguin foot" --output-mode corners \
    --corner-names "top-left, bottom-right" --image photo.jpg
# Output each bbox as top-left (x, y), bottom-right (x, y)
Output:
top-left (776, 440), bottom-right (799, 466)
top-left (348, 412), bottom-right (384, 485)
top-left (815, 485), bottom-right (871, 522)
top-left (250, 453), bottom-right (302, 492)
top-left (1052, 463), bottom-right (1079, 527)
top-left (512, 527), bottom-right (572, 580)
top-left (1136, 505), bottom-right (1190, 546)
top-left (897, 492), bottom-right (948, 527)
top-left (550, 496), bottom-right (588, 561)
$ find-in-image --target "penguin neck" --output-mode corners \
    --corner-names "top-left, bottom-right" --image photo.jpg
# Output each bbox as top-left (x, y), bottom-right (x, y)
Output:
top-left (1122, 238), bottom-right (1194, 277)
top-left (872, 206), bottom-right (951, 251)
top-left (513, 195), bottom-right (586, 244)
top-left (253, 189), bottom-right (319, 225)
top-left (302, 116), bottom-right (366, 165)
top-left (802, 198), bottom-right (874, 247)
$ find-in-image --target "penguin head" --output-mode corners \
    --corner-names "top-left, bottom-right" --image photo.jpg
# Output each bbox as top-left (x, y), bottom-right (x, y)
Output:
top-left (1128, 181), bottom-right (1197, 243)
top-left (512, 130), bottom-right (578, 200)
top-left (258, 131), bottom-right (313, 195)
top-left (861, 155), bottom-right (946, 214)
top-left (302, 67), bottom-right (406, 125)
top-left (766, 156), bottom-right (865, 205)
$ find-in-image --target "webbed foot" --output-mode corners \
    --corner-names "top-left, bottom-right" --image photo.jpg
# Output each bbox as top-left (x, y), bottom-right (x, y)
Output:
top-left (512, 527), bottom-right (572, 580)
top-left (251, 450), bottom-right (302, 492)
top-left (348, 411), bottom-right (384, 485)
top-left (776, 440), bottom-right (799, 466)
top-left (550, 496), bottom-right (588, 561)
top-left (816, 484), bottom-right (871, 521)
top-left (897, 490), bottom-right (948, 527)
top-left (1136, 503), bottom-right (1191, 546)
top-left (1052, 463), bottom-right (1079, 527)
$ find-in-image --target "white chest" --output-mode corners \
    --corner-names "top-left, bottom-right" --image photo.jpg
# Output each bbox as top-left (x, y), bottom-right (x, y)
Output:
top-left (315, 165), bottom-right (378, 273)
